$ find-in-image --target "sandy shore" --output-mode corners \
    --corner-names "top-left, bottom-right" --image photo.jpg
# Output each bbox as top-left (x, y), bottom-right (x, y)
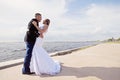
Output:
top-left (0, 43), bottom-right (120, 80)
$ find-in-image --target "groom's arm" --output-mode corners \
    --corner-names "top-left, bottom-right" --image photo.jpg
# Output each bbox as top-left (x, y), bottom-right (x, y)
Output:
top-left (32, 21), bottom-right (44, 33)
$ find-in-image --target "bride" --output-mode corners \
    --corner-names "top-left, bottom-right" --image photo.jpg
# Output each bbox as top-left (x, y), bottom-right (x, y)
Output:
top-left (30, 19), bottom-right (61, 76)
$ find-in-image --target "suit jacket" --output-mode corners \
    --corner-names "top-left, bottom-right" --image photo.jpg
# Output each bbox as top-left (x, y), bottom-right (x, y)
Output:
top-left (24, 18), bottom-right (40, 43)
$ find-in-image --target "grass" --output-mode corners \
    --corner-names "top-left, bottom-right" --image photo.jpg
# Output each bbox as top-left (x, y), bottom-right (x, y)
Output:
top-left (105, 41), bottom-right (120, 44)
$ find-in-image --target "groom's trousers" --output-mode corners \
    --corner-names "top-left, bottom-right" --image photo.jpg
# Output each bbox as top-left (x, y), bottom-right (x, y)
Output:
top-left (22, 42), bottom-right (34, 73)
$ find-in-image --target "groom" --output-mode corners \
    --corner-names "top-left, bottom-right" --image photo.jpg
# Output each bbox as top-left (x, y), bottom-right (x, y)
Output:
top-left (22, 13), bottom-right (43, 74)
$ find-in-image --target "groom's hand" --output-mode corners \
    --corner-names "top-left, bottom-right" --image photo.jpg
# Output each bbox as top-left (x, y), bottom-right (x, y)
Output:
top-left (32, 21), bottom-right (44, 33)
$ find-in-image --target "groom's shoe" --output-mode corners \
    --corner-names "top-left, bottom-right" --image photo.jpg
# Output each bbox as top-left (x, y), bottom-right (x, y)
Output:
top-left (22, 68), bottom-right (35, 75)
top-left (22, 72), bottom-right (35, 75)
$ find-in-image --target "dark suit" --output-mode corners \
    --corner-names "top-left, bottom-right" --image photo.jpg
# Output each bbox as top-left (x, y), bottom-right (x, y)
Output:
top-left (22, 19), bottom-right (39, 73)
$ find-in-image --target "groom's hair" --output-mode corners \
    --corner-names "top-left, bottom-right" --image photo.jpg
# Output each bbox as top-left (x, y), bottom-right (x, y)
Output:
top-left (35, 13), bottom-right (41, 17)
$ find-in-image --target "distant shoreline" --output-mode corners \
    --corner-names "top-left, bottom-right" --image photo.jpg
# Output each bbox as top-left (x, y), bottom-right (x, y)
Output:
top-left (0, 41), bottom-right (100, 43)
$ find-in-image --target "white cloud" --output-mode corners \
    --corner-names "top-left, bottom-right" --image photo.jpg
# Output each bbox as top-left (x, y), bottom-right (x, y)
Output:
top-left (0, 0), bottom-right (70, 42)
top-left (0, 1), bottom-right (120, 42)
top-left (84, 4), bottom-right (120, 35)
top-left (51, 3), bottom-right (120, 41)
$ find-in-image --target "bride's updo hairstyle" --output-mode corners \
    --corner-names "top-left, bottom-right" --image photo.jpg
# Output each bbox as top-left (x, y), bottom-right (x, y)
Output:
top-left (43, 19), bottom-right (50, 26)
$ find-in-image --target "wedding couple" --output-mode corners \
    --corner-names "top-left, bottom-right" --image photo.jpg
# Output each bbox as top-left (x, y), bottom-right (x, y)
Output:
top-left (22, 13), bottom-right (61, 76)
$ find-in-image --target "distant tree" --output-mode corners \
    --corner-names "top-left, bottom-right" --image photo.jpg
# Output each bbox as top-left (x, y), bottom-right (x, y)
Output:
top-left (107, 37), bottom-right (115, 42)
top-left (117, 37), bottom-right (120, 41)
top-left (107, 39), bottom-right (112, 42)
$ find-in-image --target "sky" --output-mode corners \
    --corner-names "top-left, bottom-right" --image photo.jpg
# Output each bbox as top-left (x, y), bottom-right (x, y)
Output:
top-left (0, 0), bottom-right (120, 42)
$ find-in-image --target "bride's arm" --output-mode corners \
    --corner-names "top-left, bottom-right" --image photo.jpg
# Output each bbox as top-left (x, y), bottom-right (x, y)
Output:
top-left (39, 33), bottom-right (44, 38)
top-left (42, 24), bottom-right (49, 32)
top-left (39, 24), bottom-right (48, 38)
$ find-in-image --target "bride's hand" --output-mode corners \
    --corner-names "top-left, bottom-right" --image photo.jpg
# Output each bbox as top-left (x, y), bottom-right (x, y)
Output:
top-left (39, 34), bottom-right (44, 38)
top-left (32, 21), bottom-right (37, 26)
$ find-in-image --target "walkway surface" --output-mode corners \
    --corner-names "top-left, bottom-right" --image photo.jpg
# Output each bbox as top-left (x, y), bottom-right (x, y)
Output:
top-left (0, 43), bottom-right (120, 80)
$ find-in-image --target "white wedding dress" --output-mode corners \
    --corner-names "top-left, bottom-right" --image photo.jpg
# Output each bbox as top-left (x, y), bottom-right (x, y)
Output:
top-left (30, 26), bottom-right (61, 76)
